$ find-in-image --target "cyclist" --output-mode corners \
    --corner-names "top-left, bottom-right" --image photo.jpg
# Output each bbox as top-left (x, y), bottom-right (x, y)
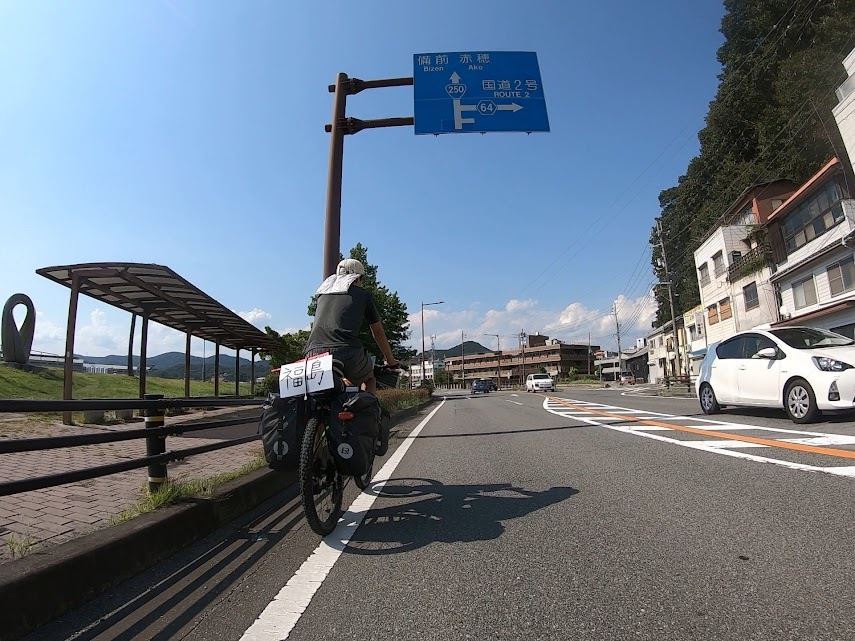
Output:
top-left (303, 258), bottom-right (400, 396)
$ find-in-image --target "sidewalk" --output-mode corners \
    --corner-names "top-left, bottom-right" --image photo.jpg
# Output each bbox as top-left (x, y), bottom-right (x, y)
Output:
top-left (0, 407), bottom-right (263, 563)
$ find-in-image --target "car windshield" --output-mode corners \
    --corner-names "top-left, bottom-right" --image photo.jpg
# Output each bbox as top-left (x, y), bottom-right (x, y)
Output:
top-left (769, 327), bottom-right (855, 349)
top-left (533, 374), bottom-right (550, 379)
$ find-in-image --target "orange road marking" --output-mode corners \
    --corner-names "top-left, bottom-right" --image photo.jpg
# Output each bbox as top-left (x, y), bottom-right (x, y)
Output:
top-left (546, 396), bottom-right (855, 460)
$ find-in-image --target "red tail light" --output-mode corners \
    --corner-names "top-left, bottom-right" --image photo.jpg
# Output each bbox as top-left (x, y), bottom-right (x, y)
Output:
top-left (337, 411), bottom-right (354, 420)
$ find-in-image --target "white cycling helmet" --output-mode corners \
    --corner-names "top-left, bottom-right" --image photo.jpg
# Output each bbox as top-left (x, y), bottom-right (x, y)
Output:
top-left (337, 258), bottom-right (365, 276)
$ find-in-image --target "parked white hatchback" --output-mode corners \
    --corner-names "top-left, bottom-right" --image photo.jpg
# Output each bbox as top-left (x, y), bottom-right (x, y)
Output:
top-left (696, 326), bottom-right (855, 423)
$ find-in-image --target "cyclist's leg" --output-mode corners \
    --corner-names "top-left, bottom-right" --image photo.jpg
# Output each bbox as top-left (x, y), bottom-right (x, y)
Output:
top-left (338, 347), bottom-right (375, 393)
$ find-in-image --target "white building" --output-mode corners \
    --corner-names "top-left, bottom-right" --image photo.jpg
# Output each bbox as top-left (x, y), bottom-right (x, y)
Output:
top-left (408, 359), bottom-right (443, 386)
top-left (833, 46), bottom-right (855, 171)
top-left (682, 305), bottom-right (707, 376)
top-left (645, 320), bottom-right (686, 384)
top-left (693, 181), bottom-right (797, 346)
top-left (764, 158), bottom-right (855, 337)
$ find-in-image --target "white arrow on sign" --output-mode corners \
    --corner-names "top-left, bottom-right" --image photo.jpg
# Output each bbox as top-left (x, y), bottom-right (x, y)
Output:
top-left (450, 71), bottom-right (461, 84)
top-left (497, 103), bottom-right (523, 112)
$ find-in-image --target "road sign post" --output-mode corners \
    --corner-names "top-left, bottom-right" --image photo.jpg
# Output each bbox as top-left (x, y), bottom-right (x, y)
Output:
top-left (413, 51), bottom-right (549, 135)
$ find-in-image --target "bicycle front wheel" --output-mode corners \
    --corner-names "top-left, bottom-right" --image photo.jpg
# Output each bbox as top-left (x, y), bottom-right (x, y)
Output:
top-left (299, 416), bottom-right (343, 536)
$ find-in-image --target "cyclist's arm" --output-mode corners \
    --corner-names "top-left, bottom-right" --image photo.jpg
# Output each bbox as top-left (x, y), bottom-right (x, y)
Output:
top-left (369, 321), bottom-right (398, 366)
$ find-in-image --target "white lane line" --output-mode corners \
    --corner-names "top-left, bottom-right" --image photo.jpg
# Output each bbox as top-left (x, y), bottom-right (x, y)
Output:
top-left (823, 466), bottom-right (855, 477)
top-left (689, 440), bottom-right (769, 449)
top-left (240, 399), bottom-right (446, 641)
top-left (505, 400), bottom-right (523, 406)
top-left (782, 435), bottom-right (855, 446)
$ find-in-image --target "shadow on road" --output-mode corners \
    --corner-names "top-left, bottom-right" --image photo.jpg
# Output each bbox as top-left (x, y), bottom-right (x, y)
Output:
top-left (414, 423), bottom-right (591, 439)
top-left (341, 478), bottom-right (578, 555)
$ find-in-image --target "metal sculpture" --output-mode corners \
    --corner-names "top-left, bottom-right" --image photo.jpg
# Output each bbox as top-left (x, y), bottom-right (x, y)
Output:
top-left (2, 293), bottom-right (35, 365)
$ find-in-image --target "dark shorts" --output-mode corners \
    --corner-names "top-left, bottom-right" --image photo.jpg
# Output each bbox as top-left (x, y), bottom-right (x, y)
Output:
top-left (304, 346), bottom-right (374, 385)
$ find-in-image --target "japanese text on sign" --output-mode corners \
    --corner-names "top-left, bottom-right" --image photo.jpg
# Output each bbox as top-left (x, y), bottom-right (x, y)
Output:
top-left (278, 352), bottom-right (334, 398)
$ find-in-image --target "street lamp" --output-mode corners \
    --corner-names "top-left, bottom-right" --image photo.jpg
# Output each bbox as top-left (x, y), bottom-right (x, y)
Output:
top-left (421, 301), bottom-right (444, 385)
top-left (484, 334), bottom-right (501, 389)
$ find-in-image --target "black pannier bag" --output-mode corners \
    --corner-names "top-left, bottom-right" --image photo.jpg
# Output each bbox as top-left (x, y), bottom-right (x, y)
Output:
top-left (328, 391), bottom-right (381, 476)
top-left (259, 393), bottom-right (305, 470)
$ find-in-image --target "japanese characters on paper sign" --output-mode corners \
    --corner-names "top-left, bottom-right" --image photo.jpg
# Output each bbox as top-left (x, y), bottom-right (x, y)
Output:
top-left (278, 352), bottom-right (334, 398)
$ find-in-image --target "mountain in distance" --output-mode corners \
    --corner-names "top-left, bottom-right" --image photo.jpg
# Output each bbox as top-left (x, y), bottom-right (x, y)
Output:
top-left (76, 352), bottom-right (270, 381)
top-left (415, 341), bottom-right (492, 361)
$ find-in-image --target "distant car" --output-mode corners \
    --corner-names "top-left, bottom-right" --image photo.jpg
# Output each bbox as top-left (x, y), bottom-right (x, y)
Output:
top-left (696, 326), bottom-right (855, 423)
top-left (471, 379), bottom-right (491, 394)
top-left (620, 371), bottom-right (635, 385)
top-left (477, 378), bottom-right (497, 391)
top-left (526, 373), bottom-right (555, 392)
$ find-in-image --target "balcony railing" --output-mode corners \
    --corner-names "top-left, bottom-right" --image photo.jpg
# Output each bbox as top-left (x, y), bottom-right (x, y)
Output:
top-left (699, 275), bottom-right (711, 287)
top-left (727, 244), bottom-right (772, 281)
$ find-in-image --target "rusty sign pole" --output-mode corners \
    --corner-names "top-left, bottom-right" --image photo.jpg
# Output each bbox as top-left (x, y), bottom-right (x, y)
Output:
top-left (322, 74), bottom-right (414, 279)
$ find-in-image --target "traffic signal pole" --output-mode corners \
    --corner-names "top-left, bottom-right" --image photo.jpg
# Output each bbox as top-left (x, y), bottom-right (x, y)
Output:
top-left (322, 74), bottom-right (414, 278)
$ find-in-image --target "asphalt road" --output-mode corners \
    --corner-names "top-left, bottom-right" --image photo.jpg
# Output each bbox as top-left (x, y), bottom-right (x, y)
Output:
top-left (24, 387), bottom-right (855, 641)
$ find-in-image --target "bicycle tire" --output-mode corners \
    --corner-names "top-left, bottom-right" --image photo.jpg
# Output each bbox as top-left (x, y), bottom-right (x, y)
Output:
top-left (299, 416), bottom-right (343, 536)
top-left (353, 447), bottom-right (376, 490)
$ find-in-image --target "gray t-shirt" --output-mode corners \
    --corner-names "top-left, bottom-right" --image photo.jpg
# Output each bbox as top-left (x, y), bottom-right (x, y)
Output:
top-left (305, 286), bottom-right (380, 351)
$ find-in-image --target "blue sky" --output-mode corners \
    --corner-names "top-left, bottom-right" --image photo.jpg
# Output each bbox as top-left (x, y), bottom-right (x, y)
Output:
top-left (0, 0), bottom-right (725, 358)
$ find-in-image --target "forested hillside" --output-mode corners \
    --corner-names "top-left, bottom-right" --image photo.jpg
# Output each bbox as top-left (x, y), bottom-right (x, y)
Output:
top-left (652, 0), bottom-right (855, 324)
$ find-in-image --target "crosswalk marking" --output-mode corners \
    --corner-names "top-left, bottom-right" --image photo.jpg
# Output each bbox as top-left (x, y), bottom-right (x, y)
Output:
top-left (542, 396), bottom-right (855, 478)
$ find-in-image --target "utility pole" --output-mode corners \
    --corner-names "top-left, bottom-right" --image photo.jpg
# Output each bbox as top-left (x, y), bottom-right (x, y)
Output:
top-left (430, 334), bottom-right (436, 386)
top-left (613, 302), bottom-right (622, 382)
top-left (461, 330), bottom-right (465, 388)
top-left (520, 329), bottom-right (527, 387)
top-left (484, 334), bottom-right (500, 389)
top-left (656, 218), bottom-right (684, 388)
top-left (587, 332), bottom-right (591, 375)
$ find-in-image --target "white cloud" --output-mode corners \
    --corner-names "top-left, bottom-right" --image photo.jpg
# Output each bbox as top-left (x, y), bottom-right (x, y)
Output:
top-left (237, 308), bottom-right (273, 327)
top-left (404, 291), bottom-right (659, 353)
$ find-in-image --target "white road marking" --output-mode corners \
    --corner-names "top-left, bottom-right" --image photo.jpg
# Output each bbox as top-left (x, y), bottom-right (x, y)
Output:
top-left (542, 397), bottom-right (855, 478)
top-left (240, 399), bottom-right (446, 640)
top-left (505, 400), bottom-right (523, 405)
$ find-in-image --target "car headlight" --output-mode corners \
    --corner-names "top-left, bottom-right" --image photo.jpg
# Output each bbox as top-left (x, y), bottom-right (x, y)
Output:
top-left (812, 356), bottom-right (853, 372)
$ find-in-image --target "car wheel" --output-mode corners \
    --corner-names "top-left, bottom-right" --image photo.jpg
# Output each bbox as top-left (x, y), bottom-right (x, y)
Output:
top-left (699, 383), bottom-right (720, 415)
top-left (785, 379), bottom-right (820, 423)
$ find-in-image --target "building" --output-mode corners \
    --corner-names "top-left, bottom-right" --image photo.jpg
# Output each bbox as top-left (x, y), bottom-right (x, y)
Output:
top-left (83, 363), bottom-right (145, 374)
top-left (444, 336), bottom-right (599, 386)
top-left (764, 157), bottom-right (855, 336)
top-left (693, 181), bottom-right (798, 345)
top-left (833, 46), bottom-right (855, 172)
top-left (645, 319), bottom-right (687, 384)
top-left (682, 305), bottom-right (708, 376)
top-left (408, 359), bottom-right (443, 387)
top-left (625, 348), bottom-right (649, 383)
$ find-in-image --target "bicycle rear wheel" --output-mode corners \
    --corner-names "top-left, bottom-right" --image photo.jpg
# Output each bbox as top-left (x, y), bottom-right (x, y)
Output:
top-left (353, 447), bottom-right (376, 490)
top-left (299, 416), bottom-right (343, 536)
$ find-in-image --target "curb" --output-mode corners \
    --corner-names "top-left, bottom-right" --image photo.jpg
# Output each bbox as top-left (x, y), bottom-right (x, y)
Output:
top-left (0, 397), bottom-right (437, 641)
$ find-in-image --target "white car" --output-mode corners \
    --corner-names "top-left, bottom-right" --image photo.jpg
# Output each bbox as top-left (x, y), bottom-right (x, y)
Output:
top-left (526, 373), bottom-right (555, 392)
top-left (695, 326), bottom-right (855, 423)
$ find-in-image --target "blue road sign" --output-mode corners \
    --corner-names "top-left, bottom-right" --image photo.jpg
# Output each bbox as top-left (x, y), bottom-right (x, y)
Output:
top-left (413, 51), bottom-right (549, 135)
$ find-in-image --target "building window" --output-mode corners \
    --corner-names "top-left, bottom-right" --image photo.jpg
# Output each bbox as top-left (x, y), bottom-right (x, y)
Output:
top-left (658, 337), bottom-right (663, 347)
top-left (782, 180), bottom-right (844, 254)
top-left (792, 277), bottom-right (818, 309)
top-left (730, 251), bottom-right (742, 266)
top-left (719, 298), bottom-right (732, 321)
top-left (735, 205), bottom-right (754, 226)
top-left (707, 304), bottom-right (719, 325)
top-left (698, 263), bottom-right (710, 287)
top-left (827, 256), bottom-right (855, 296)
top-left (713, 252), bottom-right (725, 277)
top-left (743, 282), bottom-right (759, 310)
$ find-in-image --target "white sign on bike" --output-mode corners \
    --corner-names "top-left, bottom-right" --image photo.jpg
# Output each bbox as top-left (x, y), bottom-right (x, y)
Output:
top-left (278, 352), bottom-right (334, 398)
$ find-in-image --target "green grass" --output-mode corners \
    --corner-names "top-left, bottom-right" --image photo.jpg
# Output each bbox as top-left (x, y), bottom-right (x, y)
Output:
top-left (5, 532), bottom-right (37, 559)
top-left (0, 365), bottom-right (251, 400)
top-left (109, 448), bottom-right (267, 525)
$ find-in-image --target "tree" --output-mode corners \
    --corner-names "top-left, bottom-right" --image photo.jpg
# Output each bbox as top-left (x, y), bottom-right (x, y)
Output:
top-left (651, 0), bottom-right (855, 324)
top-left (308, 243), bottom-right (416, 362)
top-left (259, 327), bottom-right (310, 369)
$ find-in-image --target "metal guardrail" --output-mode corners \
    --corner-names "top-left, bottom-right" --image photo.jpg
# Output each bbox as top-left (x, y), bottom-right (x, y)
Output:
top-left (0, 395), bottom-right (264, 497)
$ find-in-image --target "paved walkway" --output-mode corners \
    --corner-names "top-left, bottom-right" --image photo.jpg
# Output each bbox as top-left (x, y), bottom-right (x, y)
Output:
top-left (0, 407), bottom-right (263, 563)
